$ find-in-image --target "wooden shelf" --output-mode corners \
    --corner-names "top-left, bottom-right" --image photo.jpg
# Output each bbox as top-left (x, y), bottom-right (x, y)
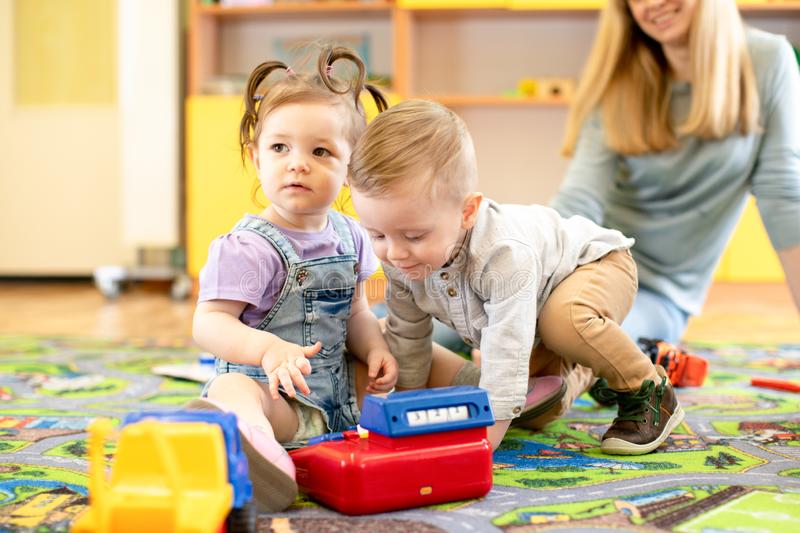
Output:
top-left (189, 0), bottom-right (800, 94)
top-left (422, 94), bottom-right (569, 107)
top-left (738, 1), bottom-right (800, 11)
top-left (198, 0), bottom-right (800, 14)
top-left (398, 0), bottom-right (800, 11)
top-left (186, 0), bottom-right (800, 278)
top-left (197, 1), bottom-right (394, 16)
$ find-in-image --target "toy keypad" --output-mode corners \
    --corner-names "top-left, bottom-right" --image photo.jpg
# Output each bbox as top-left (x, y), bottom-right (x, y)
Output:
top-left (359, 386), bottom-right (494, 438)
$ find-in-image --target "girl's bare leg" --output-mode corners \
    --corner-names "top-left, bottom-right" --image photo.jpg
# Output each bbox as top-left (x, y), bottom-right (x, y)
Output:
top-left (207, 372), bottom-right (299, 442)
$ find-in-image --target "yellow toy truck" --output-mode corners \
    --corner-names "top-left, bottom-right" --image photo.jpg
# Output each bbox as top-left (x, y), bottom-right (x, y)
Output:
top-left (72, 410), bottom-right (255, 533)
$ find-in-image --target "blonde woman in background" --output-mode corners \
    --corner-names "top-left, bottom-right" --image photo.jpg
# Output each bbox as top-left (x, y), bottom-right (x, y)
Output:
top-left (552, 0), bottom-right (800, 343)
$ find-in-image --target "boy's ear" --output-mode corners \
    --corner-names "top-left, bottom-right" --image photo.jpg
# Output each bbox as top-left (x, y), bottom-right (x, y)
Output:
top-left (461, 192), bottom-right (483, 230)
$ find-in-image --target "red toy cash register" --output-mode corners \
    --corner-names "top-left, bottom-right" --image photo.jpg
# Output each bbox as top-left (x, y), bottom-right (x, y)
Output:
top-left (289, 386), bottom-right (495, 515)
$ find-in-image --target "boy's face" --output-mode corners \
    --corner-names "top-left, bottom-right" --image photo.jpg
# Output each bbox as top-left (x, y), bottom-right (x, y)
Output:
top-left (351, 179), bottom-right (481, 280)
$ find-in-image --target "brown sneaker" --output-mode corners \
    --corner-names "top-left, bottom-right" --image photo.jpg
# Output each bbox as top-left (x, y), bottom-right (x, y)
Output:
top-left (600, 366), bottom-right (684, 455)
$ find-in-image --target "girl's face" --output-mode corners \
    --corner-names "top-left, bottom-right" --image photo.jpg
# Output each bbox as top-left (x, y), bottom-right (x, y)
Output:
top-left (250, 101), bottom-right (351, 228)
top-left (627, 0), bottom-right (697, 49)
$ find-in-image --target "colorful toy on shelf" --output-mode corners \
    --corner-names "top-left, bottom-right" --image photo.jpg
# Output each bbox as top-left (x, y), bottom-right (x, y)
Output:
top-left (289, 386), bottom-right (495, 515)
top-left (518, 77), bottom-right (539, 97)
top-left (71, 410), bottom-right (255, 533)
top-left (515, 77), bottom-right (575, 100)
top-left (637, 338), bottom-right (708, 387)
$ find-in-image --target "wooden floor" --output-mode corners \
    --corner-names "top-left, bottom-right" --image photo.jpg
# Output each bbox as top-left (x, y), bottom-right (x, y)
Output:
top-left (0, 279), bottom-right (797, 344)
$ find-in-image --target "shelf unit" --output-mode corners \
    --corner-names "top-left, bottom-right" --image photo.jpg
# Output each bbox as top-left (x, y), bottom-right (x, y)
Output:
top-left (185, 0), bottom-right (800, 281)
top-left (188, 0), bottom-right (800, 103)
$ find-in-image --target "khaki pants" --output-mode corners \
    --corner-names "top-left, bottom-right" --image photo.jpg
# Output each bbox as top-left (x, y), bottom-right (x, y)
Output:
top-left (524, 249), bottom-right (656, 428)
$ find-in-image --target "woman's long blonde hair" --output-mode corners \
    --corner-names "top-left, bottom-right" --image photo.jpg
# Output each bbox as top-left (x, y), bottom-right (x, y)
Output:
top-left (562, 0), bottom-right (760, 156)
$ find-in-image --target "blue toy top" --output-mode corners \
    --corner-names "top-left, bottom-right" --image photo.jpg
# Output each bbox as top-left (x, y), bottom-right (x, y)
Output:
top-left (359, 386), bottom-right (495, 438)
top-left (121, 410), bottom-right (253, 509)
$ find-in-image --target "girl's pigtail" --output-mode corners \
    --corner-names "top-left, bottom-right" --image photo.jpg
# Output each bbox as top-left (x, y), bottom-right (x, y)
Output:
top-left (318, 45), bottom-right (387, 114)
top-left (318, 45), bottom-right (357, 96)
top-left (364, 83), bottom-right (388, 114)
top-left (238, 60), bottom-right (291, 161)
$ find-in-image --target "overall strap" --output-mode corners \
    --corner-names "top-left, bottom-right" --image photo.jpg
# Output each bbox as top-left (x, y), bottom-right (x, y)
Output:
top-left (232, 216), bottom-right (302, 264)
top-left (327, 210), bottom-right (356, 256)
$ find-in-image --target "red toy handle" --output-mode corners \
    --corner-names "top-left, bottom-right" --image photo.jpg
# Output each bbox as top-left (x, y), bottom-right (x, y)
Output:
top-left (750, 377), bottom-right (800, 393)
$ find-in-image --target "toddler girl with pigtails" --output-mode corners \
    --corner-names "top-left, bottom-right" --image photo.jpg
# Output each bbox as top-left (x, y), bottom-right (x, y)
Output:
top-left (191, 46), bottom-right (397, 512)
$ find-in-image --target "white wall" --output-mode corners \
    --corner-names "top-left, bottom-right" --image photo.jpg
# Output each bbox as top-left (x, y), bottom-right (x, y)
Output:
top-left (0, 0), bottom-right (180, 275)
top-left (0, 0), bottom-right (130, 275)
top-left (118, 0), bottom-right (180, 248)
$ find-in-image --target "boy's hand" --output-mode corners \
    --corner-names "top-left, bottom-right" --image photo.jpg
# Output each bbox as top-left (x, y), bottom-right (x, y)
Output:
top-left (261, 339), bottom-right (320, 400)
top-left (365, 348), bottom-right (398, 394)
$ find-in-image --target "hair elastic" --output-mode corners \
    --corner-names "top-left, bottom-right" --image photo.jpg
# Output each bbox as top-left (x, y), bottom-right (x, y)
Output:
top-left (286, 66), bottom-right (296, 77)
top-left (325, 65), bottom-right (333, 78)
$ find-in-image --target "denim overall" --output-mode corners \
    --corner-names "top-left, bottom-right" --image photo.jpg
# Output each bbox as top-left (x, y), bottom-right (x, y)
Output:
top-left (210, 211), bottom-right (360, 437)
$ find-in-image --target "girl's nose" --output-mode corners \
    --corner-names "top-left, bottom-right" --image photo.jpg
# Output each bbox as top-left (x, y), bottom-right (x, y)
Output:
top-left (287, 156), bottom-right (310, 173)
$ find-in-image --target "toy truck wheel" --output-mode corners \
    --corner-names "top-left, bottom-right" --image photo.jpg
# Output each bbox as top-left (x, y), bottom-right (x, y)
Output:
top-left (225, 500), bottom-right (256, 533)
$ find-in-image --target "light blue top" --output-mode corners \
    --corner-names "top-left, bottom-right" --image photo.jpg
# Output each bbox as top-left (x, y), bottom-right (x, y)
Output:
top-left (551, 28), bottom-right (800, 315)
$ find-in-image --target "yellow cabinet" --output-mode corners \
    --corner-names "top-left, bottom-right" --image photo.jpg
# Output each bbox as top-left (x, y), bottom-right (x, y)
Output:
top-left (714, 198), bottom-right (785, 282)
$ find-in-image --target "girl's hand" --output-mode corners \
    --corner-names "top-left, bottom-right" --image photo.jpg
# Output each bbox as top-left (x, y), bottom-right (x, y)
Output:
top-left (261, 339), bottom-right (321, 400)
top-left (365, 349), bottom-right (398, 393)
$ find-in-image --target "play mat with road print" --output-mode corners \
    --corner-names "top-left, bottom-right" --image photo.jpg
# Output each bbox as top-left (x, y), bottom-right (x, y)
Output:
top-left (0, 335), bottom-right (798, 532)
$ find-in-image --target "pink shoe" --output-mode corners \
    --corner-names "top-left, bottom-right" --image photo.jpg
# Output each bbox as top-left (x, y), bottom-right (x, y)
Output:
top-left (185, 398), bottom-right (298, 512)
top-left (510, 375), bottom-right (566, 428)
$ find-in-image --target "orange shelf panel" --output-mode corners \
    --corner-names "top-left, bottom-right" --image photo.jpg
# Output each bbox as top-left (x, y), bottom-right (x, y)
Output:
top-left (420, 93), bottom-right (569, 107)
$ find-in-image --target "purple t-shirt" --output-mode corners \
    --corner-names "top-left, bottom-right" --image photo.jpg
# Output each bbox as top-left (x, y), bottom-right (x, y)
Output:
top-left (199, 214), bottom-right (379, 328)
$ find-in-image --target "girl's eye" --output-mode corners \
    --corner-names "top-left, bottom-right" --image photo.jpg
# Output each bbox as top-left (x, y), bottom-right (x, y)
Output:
top-left (370, 234), bottom-right (385, 241)
top-left (405, 234), bottom-right (426, 242)
top-left (313, 147), bottom-right (331, 157)
top-left (271, 144), bottom-right (288, 153)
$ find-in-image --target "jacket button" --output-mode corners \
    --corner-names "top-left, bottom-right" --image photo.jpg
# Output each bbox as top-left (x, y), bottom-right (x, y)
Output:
top-left (440, 271), bottom-right (449, 280)
top-left (512, 406), bottom-right (522, 414)
top-left (447, 287), bottom-right (457, 297)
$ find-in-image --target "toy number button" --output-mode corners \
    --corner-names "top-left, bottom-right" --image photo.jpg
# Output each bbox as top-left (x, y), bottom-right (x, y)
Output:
top-left (406, 405), bottom-right (470, 426)
top-left (407, 410), bottom-right (428, 426)
top-left (427, 408), bottom-right (448, 424)
top-left (447, 405), bottom-right (469, 420)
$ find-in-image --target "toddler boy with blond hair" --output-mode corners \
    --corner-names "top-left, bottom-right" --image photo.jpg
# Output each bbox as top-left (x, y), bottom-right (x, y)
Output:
top-left (348, 99), bottom-right (684, 454)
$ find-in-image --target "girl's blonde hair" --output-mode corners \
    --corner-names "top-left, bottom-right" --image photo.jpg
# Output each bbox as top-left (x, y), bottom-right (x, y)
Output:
top-left (562, 0), bottom-right (760, 156)
top-left (349, 99), bottom-right (478, 203)
top-left (239, 45), bottom-right (388, 203)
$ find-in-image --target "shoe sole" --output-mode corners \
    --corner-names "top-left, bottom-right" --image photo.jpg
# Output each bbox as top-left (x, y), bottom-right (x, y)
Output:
top-left (510, 379), bottom-right (568, 428)
top-left (185, 398), bottom-right (299, 512)
top-left (600, 405), bottom-right (686, 455)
